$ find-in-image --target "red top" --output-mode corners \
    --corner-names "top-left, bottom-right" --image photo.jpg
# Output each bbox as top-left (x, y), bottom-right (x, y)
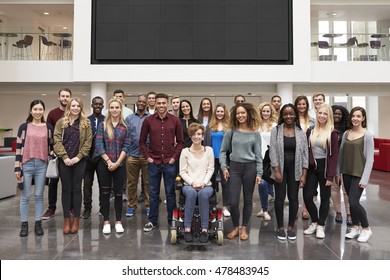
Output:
top-left (140, 113), bottom-right (184, 164)
top-left (47, 107), bottom-right (64, 127)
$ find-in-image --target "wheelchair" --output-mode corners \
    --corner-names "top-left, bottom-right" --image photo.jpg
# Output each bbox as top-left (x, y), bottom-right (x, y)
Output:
top-left (170, 176), bottom-right (224, 245)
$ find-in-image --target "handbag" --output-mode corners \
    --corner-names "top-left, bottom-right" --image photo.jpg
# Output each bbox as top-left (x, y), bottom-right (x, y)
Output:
top-left (46, 156), bottom-right (59, 179)
top-left (262, 146), bottom-right (274, 184)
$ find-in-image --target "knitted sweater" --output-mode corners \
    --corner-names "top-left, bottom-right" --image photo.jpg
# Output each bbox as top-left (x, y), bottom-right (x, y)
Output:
top-left (14, 122), bottom-right (54, 189)
top-left (269, 124), bottom-right (308, 181)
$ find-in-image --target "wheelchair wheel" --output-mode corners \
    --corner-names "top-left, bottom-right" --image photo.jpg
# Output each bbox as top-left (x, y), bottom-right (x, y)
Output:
top-left (216, 229), bottom-right (223, 245)
top-left (170, 228), bottom-right (177, 244)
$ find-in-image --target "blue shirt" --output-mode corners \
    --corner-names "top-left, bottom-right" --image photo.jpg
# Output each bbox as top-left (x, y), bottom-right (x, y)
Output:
top-left (211, 131), bottom-right (224, 159)
top-left (125, 111), bottom-right (149, 157)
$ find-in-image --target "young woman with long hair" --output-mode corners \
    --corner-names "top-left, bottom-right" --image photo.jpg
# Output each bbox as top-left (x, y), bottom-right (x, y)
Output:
top-left (54, 97), bottom-right (92, 234)
top-left (303, 104), bottom-right (339, 239)
top-left (331, 105), bottom-right (351, 225)
top-left (204, 103), bottom-right (231, 217)
top-left (256, 102), bottom-right (278, 221)
top-left (269, 104), bottom-right (308, 240)
top-left (96, 98), bottom-right (130, 235)
top-left (197, 97), bottom-right (213, 127)
top-left (15, 100), bottom-right (54, 237)
top-left (294, 95), bottom-right (315, 220)
top-left (220, 103), bottom-right (262, 241)
top-left (339, 107), bottom-right (374, 243)
top-left (179, 99), bottom-right (199, 148)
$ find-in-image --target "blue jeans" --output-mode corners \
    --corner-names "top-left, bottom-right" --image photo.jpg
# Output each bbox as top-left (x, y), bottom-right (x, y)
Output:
top-left (258, 179), bottom-right (272, 211)
top-left (147, 162), bottom-right (176, 226)
top-left (20, 159), bottom-right (47, 222)
top-left (182, 185), bottom-right (213, 229)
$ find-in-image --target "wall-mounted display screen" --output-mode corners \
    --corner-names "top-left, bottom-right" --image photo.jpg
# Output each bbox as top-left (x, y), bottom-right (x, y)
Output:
top-left (92, 0), bottom-right (293, 64)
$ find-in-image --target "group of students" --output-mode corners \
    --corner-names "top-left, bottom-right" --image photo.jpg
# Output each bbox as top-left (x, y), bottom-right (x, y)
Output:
top-left (14, 90), bottom-right (374, 244)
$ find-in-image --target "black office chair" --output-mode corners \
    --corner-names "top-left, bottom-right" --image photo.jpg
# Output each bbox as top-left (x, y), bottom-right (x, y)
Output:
top-left (12, 35), bottom-right (34, 60)
top-left (40, 35), bottom-right (57, 60)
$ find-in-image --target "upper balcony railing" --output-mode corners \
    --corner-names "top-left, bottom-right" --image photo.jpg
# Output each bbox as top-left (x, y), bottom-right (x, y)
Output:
top-left (0, 31), bottom-right (73, 61)
top-left (311, 33), bottom-right (390, 62)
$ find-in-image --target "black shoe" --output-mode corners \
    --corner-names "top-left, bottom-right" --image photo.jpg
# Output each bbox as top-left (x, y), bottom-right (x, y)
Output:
top-left (34, 220), bottom-right (44, 236)
top-left (20, 222), bottom-right (28, 237)
top-left (199, 232), bottom-right (209, 243)
top-left (276, 229), bottom-right (286, 240)
top-left (83, 209), bottom-right (91, 219)
top-left (184, 232), bottom-right (193, 242)
top-left (138, 193), bottom-right (145, 203)
top-left (287, 230), bottom-right (296, 240)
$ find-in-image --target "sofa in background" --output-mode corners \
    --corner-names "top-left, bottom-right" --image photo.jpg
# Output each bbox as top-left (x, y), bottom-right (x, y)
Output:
top-left (373, 138), bottom-right (390, 172)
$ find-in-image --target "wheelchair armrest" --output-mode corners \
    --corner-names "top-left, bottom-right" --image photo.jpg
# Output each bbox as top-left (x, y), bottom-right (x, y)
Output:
top-left (175, 176), bottom-right (183, 190)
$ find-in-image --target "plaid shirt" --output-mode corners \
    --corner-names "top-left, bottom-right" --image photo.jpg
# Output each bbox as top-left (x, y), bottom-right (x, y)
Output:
top-left (95, 122), bottom-right (130, 165)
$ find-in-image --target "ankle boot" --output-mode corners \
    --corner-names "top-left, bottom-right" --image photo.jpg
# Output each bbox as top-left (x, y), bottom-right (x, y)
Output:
top-left (71, 217), bottom-right (80, 234)
top-left (63, 218), bottom-right (71, 234)
top-left (20, 222), bottom-right (28, 237)
top-left (34, 220), bottom-right (44, 236)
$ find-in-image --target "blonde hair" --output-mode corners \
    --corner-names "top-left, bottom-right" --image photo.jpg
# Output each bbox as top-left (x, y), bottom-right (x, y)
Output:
top-left (208, 103), bottom-right (230, 132)
top-left (62, 97), bottom-right (89, 129)
top-left (310, 103), bottom-right (334, 149)
top-left (104, 98), bottom-right (127, 139)
top-left (258, 102), bottom-right (278, 132)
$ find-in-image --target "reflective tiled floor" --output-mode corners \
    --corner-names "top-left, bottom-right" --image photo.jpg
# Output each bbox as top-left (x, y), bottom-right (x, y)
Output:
top-left (1, 170), bottom-right (389, 260)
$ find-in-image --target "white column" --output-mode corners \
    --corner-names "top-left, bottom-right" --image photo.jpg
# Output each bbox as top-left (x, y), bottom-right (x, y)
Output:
top-left (366, 96), bottom-right (378, 137)
top-left (276, 82), bottom-right (294, 105)
top-left (90, 82), bottom-right (107, 115)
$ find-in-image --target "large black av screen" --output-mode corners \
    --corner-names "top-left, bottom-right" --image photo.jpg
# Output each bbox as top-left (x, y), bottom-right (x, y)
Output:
top-left (91, 0), bottom-right (293, 64)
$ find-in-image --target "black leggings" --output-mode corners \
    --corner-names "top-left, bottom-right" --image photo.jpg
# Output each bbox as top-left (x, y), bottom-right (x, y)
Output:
top-left (229, 161), bottom-right (256, 227)
top-left (342, 174), bottom-right (369, 228)
top-left (304, 158), bottom-right (330, 226)
top-left (211, 158), bottom-right (230, 207)
top-left (274, 154), bottom-right (299, 228)
top-left (97, 160), bottom-right (126, 222)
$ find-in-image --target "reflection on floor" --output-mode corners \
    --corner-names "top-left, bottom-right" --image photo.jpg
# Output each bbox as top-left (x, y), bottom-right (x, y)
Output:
top-left (1, 170), bottom-right (389, 260)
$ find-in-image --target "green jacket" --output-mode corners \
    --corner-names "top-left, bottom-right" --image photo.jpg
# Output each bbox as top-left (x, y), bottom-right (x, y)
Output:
top-left (54, 118), bottom-right (92, 160)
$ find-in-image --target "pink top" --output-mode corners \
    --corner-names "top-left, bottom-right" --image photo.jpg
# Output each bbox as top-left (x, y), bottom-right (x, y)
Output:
top-left (22, 123), bottom-right (48, 163)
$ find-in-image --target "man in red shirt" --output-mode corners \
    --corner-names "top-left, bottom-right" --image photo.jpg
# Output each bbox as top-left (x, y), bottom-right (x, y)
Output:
top-left (42, 88), bottom-right (72, 220)
top-left (140, 93), bottom-right (184, 231)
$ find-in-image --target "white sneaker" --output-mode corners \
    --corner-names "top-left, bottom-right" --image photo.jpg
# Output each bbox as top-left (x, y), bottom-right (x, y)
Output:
top-left (345, 227), bottom-right (360, 239)
top-left (357, 228), bottom-right (372, 243)
top-left (304, 223), bottom-right (317, 235)
top-left (115, 223), bottom-right (124, 234)
top-left (222, 209), bottom-right (231, 217)
top-left (263, 211), bottom-right (271, 221)
top-left (256, 210), bottom-right (264, 217)
top-left (316, 225), bottom-right (325, 239)
top-left (102, 224), bottom-right (111, 234)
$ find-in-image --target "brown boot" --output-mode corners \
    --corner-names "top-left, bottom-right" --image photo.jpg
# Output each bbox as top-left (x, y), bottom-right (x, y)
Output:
top-left (71, 217), bottom-right (80, 234)
top-left (63, 218), bottom-right (71, 234)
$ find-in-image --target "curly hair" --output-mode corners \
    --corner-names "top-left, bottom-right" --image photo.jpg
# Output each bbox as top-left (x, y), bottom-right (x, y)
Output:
top-left (187, 123), bottom-right (205, 137)
top-left (62, 97), bottom-right (89, 129)
top-left (332, 105), bottom-right (350, 132)
top-left (258, 102), bottom-right (278, 132)
top-left (278, 103), bottom-right (302, 129)
top-left (230, 102), bottom-right (260, 130)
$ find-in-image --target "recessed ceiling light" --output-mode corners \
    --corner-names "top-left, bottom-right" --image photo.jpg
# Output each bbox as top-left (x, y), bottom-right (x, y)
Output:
top-left (43, 12), bottom-right (49, 15)
top-left (62, 26), bottom-right (68, 30)
top-left (332, 12), bottom-right (337, 16)
top-left (42, 93), bottom-right (47, 96)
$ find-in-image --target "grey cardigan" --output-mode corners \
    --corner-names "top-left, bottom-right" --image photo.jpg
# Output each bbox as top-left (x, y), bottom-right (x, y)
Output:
top-left (337, 130), bottom-right (374, 186)
top-left (269, 124), bottom-right (308, 181)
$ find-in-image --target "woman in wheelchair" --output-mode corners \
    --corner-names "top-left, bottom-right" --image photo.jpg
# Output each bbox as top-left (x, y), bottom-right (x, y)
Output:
top-left (179, 123), bottom-right (215, 243)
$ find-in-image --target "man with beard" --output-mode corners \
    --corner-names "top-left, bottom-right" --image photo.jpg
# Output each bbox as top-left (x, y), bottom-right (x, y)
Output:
top-left (42, 88), bottom-right (72, 220)
top-left (125, 94), bottom-right (150, 217)
top-left (82, 96), bottom-right (105, 219)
